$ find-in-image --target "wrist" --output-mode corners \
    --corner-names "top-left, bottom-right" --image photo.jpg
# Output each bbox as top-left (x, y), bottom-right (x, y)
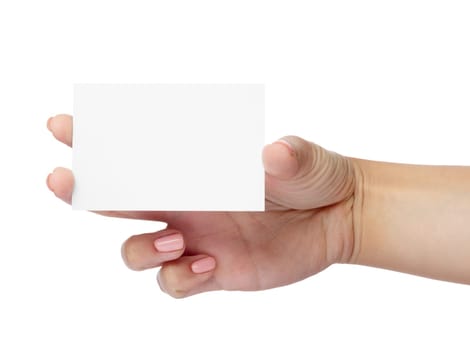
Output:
top-left (347, 157), bottom-right (367, 265)
top-left (320, 157), bottom-right (363, 266)
top-left (346, 158), bottom-right (470, 284)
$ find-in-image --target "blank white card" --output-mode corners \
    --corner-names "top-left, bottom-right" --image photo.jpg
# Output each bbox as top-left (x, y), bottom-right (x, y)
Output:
top-left (72, 84), bottom-right (265, 211)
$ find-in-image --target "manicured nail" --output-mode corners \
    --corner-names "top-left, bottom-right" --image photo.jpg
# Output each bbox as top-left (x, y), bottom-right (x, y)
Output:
top-left (47, 117), bottom-right (54, 132)
top-left (275, 139), bottom-right (295, 156)
top-left (191, 257), bottom-right (216, 274)
top-left (154, 233), bottom-right (184, 252)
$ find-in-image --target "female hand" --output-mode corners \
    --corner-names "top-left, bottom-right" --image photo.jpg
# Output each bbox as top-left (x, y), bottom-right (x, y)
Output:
top-left (47, 114), bottom-right (359, 298)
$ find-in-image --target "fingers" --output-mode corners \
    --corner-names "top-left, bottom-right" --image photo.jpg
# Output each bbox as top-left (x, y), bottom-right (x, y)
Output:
top-left (157, 255), bottom-right (217, 298)
top-left (263, 136), bottom-right (356, 210)
top-left (122, 231), bottom-right (218, 298)
top-left (46, 167), bottom-right (170, 221)
top-left (47, 114), bottom-right (73, 147)
top-left (47, 167), bottom-right (74, 204)
top-left (121, 229), bottom-right (185, 271)
top-left (262, 140), bottom-right (299, 180)
top-left (46, 114), bottom-right (73, 204)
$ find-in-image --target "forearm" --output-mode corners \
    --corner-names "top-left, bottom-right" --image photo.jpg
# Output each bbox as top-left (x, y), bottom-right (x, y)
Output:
top-left (351, 159), bottom-right (470, 284)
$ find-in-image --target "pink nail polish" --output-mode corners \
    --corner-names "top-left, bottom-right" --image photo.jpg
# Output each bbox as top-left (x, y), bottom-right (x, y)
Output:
top-left (191, 257), bottom-right (216, 274)
top-left (154, 233), bottom-right (184, 252)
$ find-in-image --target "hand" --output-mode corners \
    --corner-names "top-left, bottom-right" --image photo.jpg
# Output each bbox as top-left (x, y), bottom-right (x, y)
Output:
top-left (47, 114), bottom-right (359, 298)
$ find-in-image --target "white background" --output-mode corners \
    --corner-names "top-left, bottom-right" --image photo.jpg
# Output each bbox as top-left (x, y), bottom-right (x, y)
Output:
top-left (1, 1), bottom-right (469, 349)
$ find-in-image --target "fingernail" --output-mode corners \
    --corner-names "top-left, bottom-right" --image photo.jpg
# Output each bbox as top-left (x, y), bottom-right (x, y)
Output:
top-left (191, 257), bottom-right (216, 274)
top-left (154, 233), bottom-right (184, 252)
top-left (275, 139), bottom-right (295, 156)
top-left (47, 117), bottom-right (54, 132)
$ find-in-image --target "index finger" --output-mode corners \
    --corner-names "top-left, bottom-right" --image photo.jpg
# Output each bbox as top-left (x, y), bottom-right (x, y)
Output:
top-left (47, 114), bottom-right (73, 147)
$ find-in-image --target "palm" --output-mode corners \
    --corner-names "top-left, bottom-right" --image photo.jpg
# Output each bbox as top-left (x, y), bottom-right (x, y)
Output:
top-left (158, 205), bottom-right (343, 291)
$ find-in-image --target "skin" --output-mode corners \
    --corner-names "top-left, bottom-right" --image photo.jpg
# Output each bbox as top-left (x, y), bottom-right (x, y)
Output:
top-left (47, 114), bottom-right (358, 297)
top-left (47, 114), bottom-right (470, 297)
top-left (351, 160), bottom-right (470, 284)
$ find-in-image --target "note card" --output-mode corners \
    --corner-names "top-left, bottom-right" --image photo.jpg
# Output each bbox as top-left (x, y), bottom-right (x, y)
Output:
top-left (72, 84), bottom-right (265, 211)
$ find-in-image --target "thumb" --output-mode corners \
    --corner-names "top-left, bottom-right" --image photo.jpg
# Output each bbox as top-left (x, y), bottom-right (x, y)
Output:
top-left (262, 136), bottom-right (356, 210)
